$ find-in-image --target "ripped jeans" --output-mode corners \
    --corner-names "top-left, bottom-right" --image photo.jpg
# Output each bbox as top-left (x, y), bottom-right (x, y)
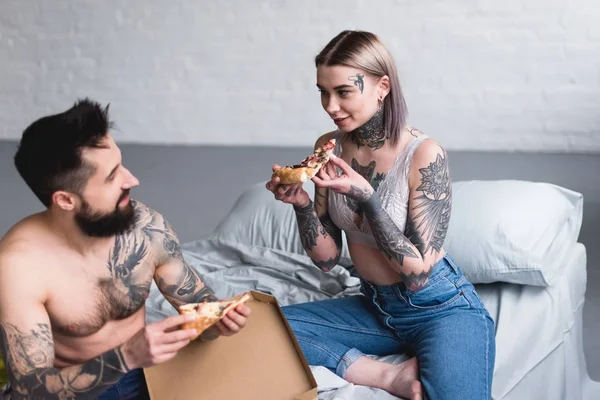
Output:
top-left (282, 254), bottom-right (496, 400)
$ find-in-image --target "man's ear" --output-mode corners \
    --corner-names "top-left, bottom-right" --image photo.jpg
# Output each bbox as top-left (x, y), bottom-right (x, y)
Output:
top-left (52, 191), bottom-right (78, 211)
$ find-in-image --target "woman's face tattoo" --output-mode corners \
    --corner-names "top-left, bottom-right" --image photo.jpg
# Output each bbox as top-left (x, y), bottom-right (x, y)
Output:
top-left (348, 73), bottom-right (365, 94)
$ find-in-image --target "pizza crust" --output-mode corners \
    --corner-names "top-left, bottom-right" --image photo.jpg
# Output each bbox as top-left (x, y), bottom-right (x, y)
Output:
top-left (178, 292), bottom-right (251, 340)
top-left (271, 166), bottom-right (319, 184)
top-left (271, 138), bottom-right (336, 184)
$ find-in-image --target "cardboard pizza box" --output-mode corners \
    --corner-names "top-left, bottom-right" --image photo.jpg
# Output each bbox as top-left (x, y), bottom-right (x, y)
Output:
top-left (143, 291), bottom-right (318, 400)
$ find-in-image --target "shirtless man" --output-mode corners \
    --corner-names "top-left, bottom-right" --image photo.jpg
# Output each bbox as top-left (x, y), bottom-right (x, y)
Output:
top-left (0, 99), bottom-right (251, 399)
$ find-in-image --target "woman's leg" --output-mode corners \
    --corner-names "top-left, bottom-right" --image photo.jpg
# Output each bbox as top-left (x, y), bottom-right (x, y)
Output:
top-left (399, 256), bottom-right (496, 400)
top-left (282, 295), bottom-right (403, 376)
top-left (283, 294), bottom-right (422, 399)
top-left (412, 303), bottom-right (495, 399)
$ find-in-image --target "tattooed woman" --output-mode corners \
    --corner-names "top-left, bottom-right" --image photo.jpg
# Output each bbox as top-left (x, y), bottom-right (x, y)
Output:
top-left (266, 30), bottom-right (495, 400)
top-left (0, 99), bottom-right (250, 399)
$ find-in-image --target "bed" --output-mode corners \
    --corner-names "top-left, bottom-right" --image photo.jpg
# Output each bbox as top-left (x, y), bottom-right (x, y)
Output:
top-left (145, 180), bottom-right (600, 399)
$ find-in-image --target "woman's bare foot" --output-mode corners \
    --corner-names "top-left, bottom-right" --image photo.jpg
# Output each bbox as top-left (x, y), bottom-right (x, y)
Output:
top-left (382, 357), bottom-right (421, 399)
top-left (345, 355), bottom-right (422, 399)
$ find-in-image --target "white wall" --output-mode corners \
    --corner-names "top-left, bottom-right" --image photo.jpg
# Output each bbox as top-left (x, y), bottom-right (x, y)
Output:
top-left (1, 0), bottom-right (599, 152)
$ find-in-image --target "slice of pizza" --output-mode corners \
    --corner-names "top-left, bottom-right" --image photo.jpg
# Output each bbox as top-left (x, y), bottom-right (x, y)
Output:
top-left (272, 138), bottom-right (336, 184)
top-left (178, 292), bottom-right (251, 340)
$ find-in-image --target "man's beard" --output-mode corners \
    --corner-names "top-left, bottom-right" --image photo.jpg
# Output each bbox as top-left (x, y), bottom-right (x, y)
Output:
top-left (74, 192), bottom-right (137, 238)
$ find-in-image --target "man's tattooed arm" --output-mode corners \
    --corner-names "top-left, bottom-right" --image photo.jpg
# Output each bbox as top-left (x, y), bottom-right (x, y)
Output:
top-left (0, 322), bottom-right (130, 399)
top-left (152, 214), bottom-right (218, 307)
top-left (293, 199), bottom-right (343, 272)
top-left (149, 213), bottom-right (220, 341)
top-left (360, 142), bottom-right (452, 290)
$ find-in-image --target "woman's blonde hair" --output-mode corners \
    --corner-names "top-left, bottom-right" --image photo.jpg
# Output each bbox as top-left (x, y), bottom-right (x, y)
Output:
top-left (315, 30), bottom-right (408, 145)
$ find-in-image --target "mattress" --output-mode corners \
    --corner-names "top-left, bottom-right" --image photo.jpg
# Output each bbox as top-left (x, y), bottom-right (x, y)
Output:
top-left (477, 242), bottom-right (587, 399)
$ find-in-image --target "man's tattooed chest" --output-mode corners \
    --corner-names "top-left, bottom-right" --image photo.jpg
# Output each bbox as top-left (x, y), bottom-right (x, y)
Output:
top-left (100, 201), bottom-right (173, 320)
top-left (100, 233), bottom-right (155, 317)
top-left (55, 231), bottom-right (157, 336)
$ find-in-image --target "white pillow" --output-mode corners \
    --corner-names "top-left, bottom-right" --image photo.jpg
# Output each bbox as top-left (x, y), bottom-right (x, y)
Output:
top-left (445, 180), bottom-right (583, 286)
top-left (210, 180), bottom-right (583, 286)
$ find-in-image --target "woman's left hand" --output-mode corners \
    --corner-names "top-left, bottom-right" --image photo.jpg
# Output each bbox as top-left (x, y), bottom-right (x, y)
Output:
top-left (312, 154), bottom-right (374, 203)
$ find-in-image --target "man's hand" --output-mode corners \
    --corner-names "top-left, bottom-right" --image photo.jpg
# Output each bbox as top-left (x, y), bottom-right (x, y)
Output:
top-left (120, 313), bottom-right (198, 369)
top-left (201, 304), bottom-right (252, 341)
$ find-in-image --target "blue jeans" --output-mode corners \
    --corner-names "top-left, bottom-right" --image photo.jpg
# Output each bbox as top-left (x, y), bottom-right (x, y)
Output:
top-left (97, 368), bottom-right (150, 400)
top-left (282, 254), bottom-right (496, 400)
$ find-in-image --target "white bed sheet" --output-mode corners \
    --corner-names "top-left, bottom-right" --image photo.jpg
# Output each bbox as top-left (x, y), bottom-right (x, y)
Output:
top-left (477, 242), bottom-right (587, 399)
top-left (144, 239), bottom-right (594, 399)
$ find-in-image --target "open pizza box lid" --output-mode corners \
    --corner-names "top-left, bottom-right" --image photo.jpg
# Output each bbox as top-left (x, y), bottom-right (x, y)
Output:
top-left (143, 290), bottom-right (318, 400)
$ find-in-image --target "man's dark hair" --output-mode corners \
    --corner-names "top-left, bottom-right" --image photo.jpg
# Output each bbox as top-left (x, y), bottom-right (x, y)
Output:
top-left (14, 98), bottom-right (114, 207)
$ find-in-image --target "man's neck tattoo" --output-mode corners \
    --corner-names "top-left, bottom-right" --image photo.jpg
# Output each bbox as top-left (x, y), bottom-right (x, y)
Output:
top-left (348, 106), bottom-right (386, 150)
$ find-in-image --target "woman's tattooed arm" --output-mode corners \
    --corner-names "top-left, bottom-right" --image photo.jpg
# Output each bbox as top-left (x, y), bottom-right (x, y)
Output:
top-left (293, 134), bottom-right (345, 272)
top-left (361, 142), bottom-right (452, 290)
top-left (294, 199), bottom-right (343, 272)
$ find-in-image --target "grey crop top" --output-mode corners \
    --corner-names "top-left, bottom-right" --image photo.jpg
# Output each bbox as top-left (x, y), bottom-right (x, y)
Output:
top-left (328, 132), bottom-right (429, 249)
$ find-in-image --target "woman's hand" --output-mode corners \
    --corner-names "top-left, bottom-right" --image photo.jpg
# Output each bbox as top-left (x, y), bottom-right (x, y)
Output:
top-left (265, 164), bottom-right (311, 207)
top-left (312, 154), bottom-right (374, 203)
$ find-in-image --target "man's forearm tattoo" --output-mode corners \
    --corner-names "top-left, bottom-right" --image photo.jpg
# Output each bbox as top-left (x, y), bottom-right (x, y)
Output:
top-left (156, 266), bottom-right (217, 307)
top-left (158, 222), bottom-right (218, 305)
top-left (0, 323), bottom-right (129, 399)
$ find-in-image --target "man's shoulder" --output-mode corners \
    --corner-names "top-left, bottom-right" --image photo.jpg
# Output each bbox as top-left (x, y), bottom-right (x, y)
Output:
top-left (132, 199), bottom-right (157, 219)
top-left (0, 239), bottom-right (46, 289)
top-left (130, 200), bottom-right (176, 244)
top-left (131, 200), bottom-right (166, 230)
top-left (0, 242), bottom-right (47, 319)
top-left (0, 215), bottom-right (52, 266)
top-left (129, 200), bottom-right (181, 264)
